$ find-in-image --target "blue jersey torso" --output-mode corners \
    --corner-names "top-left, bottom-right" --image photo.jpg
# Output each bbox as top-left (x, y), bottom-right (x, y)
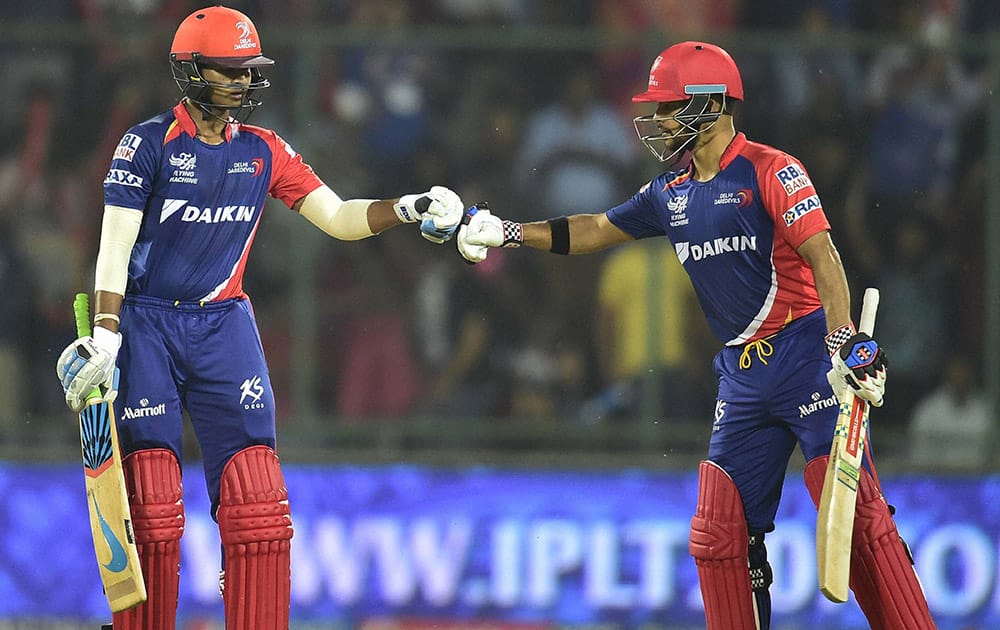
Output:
top-left (104, 102), bottom-right (321, 302)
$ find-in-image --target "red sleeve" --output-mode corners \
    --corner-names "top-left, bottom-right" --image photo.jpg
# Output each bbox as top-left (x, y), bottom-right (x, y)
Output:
top-left (756, 154), bottom-right (830, 249)
top-left (261, 130), bottom-right (324, 209)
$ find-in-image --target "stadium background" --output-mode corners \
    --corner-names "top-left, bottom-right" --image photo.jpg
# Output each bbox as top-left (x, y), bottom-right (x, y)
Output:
top-left (0, 1), bottom-right (997, 628)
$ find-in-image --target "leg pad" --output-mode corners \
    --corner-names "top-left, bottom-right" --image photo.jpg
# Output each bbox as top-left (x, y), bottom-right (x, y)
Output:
top-left (805, 456), bottom-right (936, 630)
top-left (113, 448), bottom-right (184, 630)
top-left (217, 446), bottom-right (294, 630)
top-left (689, 460), bottom-right (767, 630)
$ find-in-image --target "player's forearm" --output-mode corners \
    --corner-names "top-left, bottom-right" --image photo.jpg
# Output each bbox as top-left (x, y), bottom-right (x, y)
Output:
top-left (93, 205), bottom-right (141, 332)
top-left (802, 233), bottom-right (852, 331)
top-left (519, 214), bottom-right (625, 254)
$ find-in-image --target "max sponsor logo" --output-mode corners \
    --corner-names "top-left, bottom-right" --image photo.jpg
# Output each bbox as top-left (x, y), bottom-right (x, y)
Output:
top-left (104, 169), bottom-right (144, 188)
top-left (675, 235), bottom-right (757, 264)
top-left (783, 195), bottom-right (822, 226)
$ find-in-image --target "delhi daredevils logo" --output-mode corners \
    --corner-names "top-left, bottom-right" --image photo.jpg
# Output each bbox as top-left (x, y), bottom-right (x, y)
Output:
top-left (251, 158), bottom-right (264, 177)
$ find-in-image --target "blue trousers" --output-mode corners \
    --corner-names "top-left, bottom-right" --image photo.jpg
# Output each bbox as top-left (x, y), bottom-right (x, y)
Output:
top-left (114, 295), bottom-right (276, 516)
top-left (708, 309), bottom-right (839, 533)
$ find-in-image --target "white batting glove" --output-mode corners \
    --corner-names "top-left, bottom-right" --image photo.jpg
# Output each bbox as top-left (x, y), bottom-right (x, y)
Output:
top-left (456, 202), bottom-right (521, 264)
top-left (825, 326), bottom-right (888, 407)
top-left (394, 186), bottom-right (464, 244)
top-left (56, 326), bottom-right (121, 412)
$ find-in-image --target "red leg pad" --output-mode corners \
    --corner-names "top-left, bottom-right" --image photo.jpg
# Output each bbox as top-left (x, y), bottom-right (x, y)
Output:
top-left (217, 446), bottom-right (294, 630)
top-left (805, 456), bottom-right (936, 630)
top-left (113, 449), bottom-right (185, 630)
top-left (689, 460), bottom-right (760, 630)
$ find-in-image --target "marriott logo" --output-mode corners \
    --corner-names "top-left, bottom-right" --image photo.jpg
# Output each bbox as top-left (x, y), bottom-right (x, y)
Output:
top-left (122, 402), bottom-right (167, 420)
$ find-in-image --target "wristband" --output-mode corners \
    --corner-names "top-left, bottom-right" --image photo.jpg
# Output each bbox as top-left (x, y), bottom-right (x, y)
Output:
top-left (824, 323), bottom-right (855, 356)
top-left (501, 220), bottom-right (523, 247)
top-left (548, 216), bottom-right (570, 255)
top-left (94, 313), bottom-right (120, 325)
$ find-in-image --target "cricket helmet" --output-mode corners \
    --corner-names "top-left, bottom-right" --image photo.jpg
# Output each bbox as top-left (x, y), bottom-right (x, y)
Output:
top-left (631, 42), bottom-right (743, 162)
top-left (632, 41), bottom-right (743, 104)
top-left (169, 6), bottom-right (272, 121)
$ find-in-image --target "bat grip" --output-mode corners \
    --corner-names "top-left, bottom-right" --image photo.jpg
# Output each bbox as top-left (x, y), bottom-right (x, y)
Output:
top-left (74, 293), bottom-right (92, 338)
top-left (72, 292), bottom-right (105, 403)
top-left (858, 288), bottom-right (879, 336)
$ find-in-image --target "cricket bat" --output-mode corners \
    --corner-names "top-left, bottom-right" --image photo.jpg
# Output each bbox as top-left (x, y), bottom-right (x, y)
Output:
top-left (73, 293), bottom-right (147, 612)
top-left (816, 287), bottom-right (879, 603)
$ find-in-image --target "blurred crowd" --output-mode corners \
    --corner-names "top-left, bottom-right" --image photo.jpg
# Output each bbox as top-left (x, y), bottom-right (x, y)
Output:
top-left (0, 0), bottom-right (994, 466)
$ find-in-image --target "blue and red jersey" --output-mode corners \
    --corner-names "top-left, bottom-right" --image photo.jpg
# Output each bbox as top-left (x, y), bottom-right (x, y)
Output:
top-left (607, 132), bottom-right (830, 346)
top-left (103, 101), bottom-right (323, 303)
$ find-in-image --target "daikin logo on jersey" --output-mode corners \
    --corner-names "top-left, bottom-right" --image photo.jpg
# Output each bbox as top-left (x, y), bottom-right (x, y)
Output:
top-left (675, 235), bottom-right (757, 263)
top-left (159, 199), bottom-right (257, 224)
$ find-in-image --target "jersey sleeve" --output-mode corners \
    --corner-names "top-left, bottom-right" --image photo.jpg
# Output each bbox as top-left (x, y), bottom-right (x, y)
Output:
top-left (757, 154), bottom-right (830, 249)
top-left (103, 127), bottom-right (159, 212)
top-left (266, 131), bottom-right (324, 209)
top-left (606, 180), bottom-right (666, 240)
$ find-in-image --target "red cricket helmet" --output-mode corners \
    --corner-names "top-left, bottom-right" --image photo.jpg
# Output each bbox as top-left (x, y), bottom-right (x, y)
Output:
top-left (169, 6), bottom-right (272, 121)
top-left (631, 42), bottom-right (742, 162)
top-left (633, 41), bottom-right (743, 104)
top-left (170, 5), bottom-right (273, 68)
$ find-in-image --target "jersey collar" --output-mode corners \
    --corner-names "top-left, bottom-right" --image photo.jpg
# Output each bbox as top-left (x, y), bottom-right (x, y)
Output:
top-left (172, 100), bottom-right (236, 142)
top-left (719, 132), bottom-right (747, 170)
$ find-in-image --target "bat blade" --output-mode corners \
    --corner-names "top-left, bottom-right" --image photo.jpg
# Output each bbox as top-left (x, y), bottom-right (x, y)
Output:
top-left (816, 287), bottom-right (879, 603)
top-left (74, 293), bottom-right (147, 612)
top-left (816, 391), bottom-right (869, 602)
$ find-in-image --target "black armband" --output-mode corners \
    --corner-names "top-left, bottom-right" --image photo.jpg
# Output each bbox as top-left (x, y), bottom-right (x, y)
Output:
top-left (548, 216), bottom-right (570, 255)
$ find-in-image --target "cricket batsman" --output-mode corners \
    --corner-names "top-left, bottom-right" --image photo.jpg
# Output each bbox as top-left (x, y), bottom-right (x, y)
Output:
top-left (456, 41), bottom-right (936, 629)
top-left (55, 5), bottom-right (464, 628)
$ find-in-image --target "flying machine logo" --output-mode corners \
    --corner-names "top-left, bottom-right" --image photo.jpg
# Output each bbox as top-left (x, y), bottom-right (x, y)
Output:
top-left (169, 152), bottom-right (198, 184)
top-left (667, 194), bottom-right (689, 227)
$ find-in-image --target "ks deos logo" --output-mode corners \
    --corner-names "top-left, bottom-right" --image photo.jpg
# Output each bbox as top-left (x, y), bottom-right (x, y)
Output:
top-left (240, 375), bottom-right (266, 410)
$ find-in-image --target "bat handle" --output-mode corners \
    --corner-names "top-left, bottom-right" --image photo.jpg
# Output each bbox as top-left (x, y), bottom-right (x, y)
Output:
top-left (859, 288), bottom-right (879, 336)
top-left (72, 292), bottom-right (105, 403)
top-left (74, 292), bottom-right (92, 338)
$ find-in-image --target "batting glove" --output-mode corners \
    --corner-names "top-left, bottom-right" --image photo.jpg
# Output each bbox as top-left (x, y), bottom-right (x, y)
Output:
top-left (825, 325), bottom-right (888, 407)
top-left (456, 202), bottom-right (522, 264)
top-left (56, 326), bottom-right (121, 412)
top-left (394, 185), bottom-right (465, 244)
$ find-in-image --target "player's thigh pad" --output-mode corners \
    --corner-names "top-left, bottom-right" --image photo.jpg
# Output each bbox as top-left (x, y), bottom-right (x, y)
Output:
top-left (689, 460), bottom-right (772, 630)
top-left (217, 445), bottom-right (294, 630)
top-left (114, 448), bottom-right (184, 630)
top-left (804, 456), bottom-right (936, 630)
